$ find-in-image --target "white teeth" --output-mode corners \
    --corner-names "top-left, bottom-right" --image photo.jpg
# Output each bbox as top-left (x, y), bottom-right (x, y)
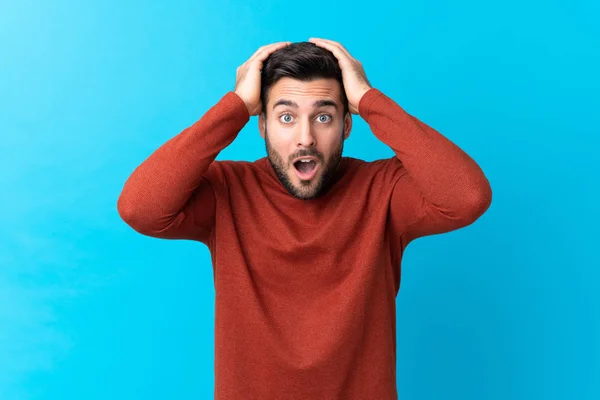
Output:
top-left (300, 159), bottom-right (311, 162)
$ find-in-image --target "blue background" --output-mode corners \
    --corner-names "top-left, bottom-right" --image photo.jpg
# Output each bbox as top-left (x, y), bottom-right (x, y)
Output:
top-left (1, 1), bottom-right (598, 399)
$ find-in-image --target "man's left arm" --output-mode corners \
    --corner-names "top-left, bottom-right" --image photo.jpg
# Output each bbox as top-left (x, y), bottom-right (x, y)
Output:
top-left (307, 38), bottom-right (492, 246)
top-left (358, 88), bottom-right (493, 245)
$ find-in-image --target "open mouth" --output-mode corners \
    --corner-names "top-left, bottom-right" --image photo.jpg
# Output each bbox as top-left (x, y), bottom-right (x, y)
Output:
top-left (293, 159), bottom-right (319, 180)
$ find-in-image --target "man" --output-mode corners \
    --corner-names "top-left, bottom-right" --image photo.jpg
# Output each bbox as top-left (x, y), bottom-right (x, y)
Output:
top-left (117, 38), bottom-right (492, 400)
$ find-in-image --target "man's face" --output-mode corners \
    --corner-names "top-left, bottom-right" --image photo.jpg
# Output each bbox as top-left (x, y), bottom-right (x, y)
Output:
top-left (259, 77), bottom-right (351, 200)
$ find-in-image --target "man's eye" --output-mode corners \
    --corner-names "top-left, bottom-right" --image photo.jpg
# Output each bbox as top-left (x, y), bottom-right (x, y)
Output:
top-left (318, 114), bottom-right (332, 123)
top-left (280, 114), bottom-right (293, 123)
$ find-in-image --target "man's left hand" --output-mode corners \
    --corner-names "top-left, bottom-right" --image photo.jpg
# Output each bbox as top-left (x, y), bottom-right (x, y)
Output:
top-left (308, 38), bottom-right (372, 115)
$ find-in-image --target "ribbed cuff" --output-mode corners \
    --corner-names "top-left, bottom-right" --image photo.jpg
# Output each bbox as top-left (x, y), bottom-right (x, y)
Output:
top-left (358, 88), bottom-right (385, 120)
top-left (224, 91), bottom-right (251, 122)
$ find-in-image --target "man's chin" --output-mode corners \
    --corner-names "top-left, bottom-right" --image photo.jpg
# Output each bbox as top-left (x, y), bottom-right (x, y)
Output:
top-left (290, 190), bottom-right (319, 200)
top-left (284, 173), bottom-right (317, 198)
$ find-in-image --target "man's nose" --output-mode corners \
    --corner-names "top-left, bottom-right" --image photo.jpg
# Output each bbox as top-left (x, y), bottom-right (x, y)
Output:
top-left (296, 119), bottom-right (316, 147)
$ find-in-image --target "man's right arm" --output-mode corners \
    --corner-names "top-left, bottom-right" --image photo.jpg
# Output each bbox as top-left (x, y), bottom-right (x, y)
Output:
top-left (116, 91), bottom-right (250, 243)
top-left (117, 41), bottom-right (291, 243)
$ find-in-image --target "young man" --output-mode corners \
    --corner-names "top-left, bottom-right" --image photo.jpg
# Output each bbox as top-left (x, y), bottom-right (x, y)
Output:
top-left (117, 39), bottom-right (492, 400)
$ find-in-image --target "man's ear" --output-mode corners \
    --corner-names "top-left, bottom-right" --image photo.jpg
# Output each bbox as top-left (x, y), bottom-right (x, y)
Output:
top-left (343, 112), bottom-right (352, 140)
top-left (258, 112), bottom-right (266, 139)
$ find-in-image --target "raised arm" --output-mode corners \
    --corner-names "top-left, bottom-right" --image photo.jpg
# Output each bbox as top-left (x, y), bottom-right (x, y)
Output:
top-left (308, 38), bottom-right (492, 247)
top-left (117, 41), bottom-right (293, 243)
top-left (116, 91), bottom-right (249, 242)
top-left (358, 88), bottom-right (492, 245)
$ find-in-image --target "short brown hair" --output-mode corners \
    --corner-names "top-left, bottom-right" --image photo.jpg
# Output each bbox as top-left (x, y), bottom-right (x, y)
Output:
top-left (260, 41), bottom-right (349, 118)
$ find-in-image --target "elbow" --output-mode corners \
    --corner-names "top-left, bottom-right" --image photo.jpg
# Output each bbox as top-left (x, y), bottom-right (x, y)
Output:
top-left (463, 180), bottom-right (493, 223)
top-left (117, 192), bottom-right (152, 234)
top-left (478, 178), bottom-right (493, 211)
top-left (117, 192), bottom-right (139, 228)
top-left (117, 191), bottom-right (177, 236)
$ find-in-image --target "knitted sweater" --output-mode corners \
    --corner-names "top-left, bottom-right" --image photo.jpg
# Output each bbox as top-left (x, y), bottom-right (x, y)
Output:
top-left (117, 87), bottom-right (492, 399)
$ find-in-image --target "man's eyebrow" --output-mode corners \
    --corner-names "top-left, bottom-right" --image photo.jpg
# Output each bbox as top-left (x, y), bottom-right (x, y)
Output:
top-left (272, 99), bottom-right (339, 110)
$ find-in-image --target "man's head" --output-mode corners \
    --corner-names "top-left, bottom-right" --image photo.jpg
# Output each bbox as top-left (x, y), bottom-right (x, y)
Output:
top-left (258, 42), bottom-right (352, 200)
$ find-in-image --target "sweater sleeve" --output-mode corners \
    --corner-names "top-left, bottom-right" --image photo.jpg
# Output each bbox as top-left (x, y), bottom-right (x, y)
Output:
top-left (117, 91), bottom-right (250, 243)
top-left (358, 88), bottom-right (492, 247)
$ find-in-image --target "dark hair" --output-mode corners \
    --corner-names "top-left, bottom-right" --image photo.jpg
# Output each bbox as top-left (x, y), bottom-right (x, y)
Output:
top-left (260, 41), bottom-right (349, 118)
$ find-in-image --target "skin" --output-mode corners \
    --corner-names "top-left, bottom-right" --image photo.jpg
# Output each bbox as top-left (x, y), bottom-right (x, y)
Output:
top-left (234, 38), bottom-right (372, 200)
top-left (258, 77), bottom-right (352, 200)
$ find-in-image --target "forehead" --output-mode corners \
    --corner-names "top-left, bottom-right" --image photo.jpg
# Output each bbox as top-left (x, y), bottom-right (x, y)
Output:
top-left (268, 77), bottom-right (341, 109)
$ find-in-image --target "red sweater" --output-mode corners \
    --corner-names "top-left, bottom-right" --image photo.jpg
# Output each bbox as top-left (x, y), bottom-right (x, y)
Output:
top-left (117, 88), bottom-right (492, 399)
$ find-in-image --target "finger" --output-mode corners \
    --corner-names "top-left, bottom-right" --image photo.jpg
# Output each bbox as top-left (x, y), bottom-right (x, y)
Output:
top-left (257, 41), bottom-right (291, 60)
top-left (250, 42), bottom-right (291, 71)
top-left (250, 41), bottom-right (291, 63)
top-left (309, 38), bottom-right (352, 59)
top-left (314, 39), bottom-right (352, 61)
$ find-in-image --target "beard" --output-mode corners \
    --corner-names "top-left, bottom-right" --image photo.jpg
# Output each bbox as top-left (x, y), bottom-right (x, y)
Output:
top-left (265, 122), bottom-right (345, 200)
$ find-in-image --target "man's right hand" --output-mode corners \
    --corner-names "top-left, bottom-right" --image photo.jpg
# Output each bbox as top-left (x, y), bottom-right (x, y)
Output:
top-left (234, 41), bottom-right (291, 116)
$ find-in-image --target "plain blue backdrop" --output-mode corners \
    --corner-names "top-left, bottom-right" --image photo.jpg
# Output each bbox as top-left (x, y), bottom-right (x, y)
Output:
top-left (1, 1), bottom-right (598, 399)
